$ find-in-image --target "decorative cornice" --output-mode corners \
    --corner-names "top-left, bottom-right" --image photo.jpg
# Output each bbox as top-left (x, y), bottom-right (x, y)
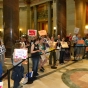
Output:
top-left (30, 0), bottom-right (53, 7)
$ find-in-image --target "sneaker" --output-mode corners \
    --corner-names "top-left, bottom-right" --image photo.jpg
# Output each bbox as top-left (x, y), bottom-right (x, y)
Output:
top-left (51, 66), bottom-right (57, 69)
top-left (34, 73), bottom-right (39, 77)
top-left (32, 76), bottom-right (38, 81)
top-left (41, 67), bottom-right (45, 70)
top-left (40, 69), bottom-right (44, 72)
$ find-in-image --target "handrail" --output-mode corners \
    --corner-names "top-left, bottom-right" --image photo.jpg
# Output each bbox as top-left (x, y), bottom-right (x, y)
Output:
top-left (0, 45), bottom-right (87, 88)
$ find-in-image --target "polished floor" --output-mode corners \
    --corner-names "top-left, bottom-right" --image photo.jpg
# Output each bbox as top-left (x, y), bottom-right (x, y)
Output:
top-left (3, 57), bottom-right (88, 88)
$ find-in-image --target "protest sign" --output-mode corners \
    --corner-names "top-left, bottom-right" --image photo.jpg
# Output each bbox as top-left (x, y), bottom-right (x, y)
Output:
top-left (74, 27), bottom-right (79, 34)
top-left (61, 42), bottom-right (68, 48)
top-left (38, 30), bottom-right (47, 36)
top-left (77, 40), bottom-right (84, 44)
top-left (14, 48), bottom-right (28, 59)
top-left (0, 82), bottom-right (3, 88)
top-left (28, 30), bottom-right (37, 36)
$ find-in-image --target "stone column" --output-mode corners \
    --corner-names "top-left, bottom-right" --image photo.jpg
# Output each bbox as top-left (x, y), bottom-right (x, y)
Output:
top-left (75, 0), bottom-right (85, 35)
top-left (66, 0), bottom-right (75, 35)
top-left (48, 1), bottom-right (52, 36)
top-left (57, 0), bottom-right (66, 38)
top-left (3, 0), bottom-right (19, 57)
top-left (34, 6), bottom-right (38, 31)
top-left (53, 0), bottom-right (57, 37)
top-left (27, 5), bottom-right (32, 29)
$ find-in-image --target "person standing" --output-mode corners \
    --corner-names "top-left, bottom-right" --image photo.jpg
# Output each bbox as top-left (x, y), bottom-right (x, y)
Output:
top-left (49, 36), bottom-right (57, 68)
top-left (31, 38), bottom-right (41, 78)
top-left (39, 37), bottom-right (47, 72)
top-left (56, 35), bottom-right (61, 61)
top-left (59, 37), bottom-right (66, 64)
top-left (11, 43), bottom-right (25, 88)
top-left (0, 40), bottom-right (6, 66)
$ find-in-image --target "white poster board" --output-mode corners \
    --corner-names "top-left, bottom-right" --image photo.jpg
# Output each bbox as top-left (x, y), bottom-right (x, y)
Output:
top-left (14, 49), bottom-right (28, 59)
top-left (0, 82), bottom-right (3, 88)
top-left (61, 42), bottom-right (68, 48)
top-left (28, 29), bottom-right (37, 36)
top-left (74, 27), bottom-right (79, 34)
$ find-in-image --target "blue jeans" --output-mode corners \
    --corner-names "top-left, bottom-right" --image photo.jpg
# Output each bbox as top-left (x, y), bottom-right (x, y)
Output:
top-left (32, 56), bottom-right (40, 76)
top-left (13, 79), bottom-right (20, 88)
top-left (59, 51), bottom-right (65, 64)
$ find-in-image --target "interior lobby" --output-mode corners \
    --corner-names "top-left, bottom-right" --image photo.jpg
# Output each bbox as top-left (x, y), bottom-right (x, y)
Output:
top-left (1, 0), bottom-right (88, 88)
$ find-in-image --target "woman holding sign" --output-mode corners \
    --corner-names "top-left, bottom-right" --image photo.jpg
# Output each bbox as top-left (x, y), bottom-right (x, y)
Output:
top-left (11, 43), bottom-right (24, 88)
top-left (76, 34), bottom-right (84, 60)
top-left (59, 37), bottom-right (68, 64)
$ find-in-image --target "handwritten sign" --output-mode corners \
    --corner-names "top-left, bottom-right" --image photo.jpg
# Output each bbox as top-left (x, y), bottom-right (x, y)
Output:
top-left (84, 29), bottom-right (88, 34)
top-left (38, 30), bottom-right (47, 36)
top-left (61, 42), bottom-right (68, 48)
top-left (86, 47), bottom-right (88, 51)
top-left (0, 82), bottom-right (3, 88)
top-left (77, 40), bottom-right (84, 44)
top-left (14, 49), bottom-right (28, 59)
top-left (28, 29), bottom-right (37, 36)
top-left (74, 27), bottom-right (79, 34)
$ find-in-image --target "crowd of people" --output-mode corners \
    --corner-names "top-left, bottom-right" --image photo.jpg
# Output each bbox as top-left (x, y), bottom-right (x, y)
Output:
top-left (1, 33), bottom-right (88, 88)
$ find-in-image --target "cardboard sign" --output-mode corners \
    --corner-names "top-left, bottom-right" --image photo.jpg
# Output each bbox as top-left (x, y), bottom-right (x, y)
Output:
top-left (77, 40), bottom-right (84, 44)
top-left (84, 29), bottom-right (88, 34)
top-left (74, 27), bottom-right (79, 34)
top-left (14, 49), bottom-right (28, 59)
top-left (61, 42), bottom-right (68, 48)
top-left (86, 47), bottom-right (88, 51)
top-left (38, 30), bottom-right (47, 36)
top-left (0, 82), bottom-right (3, 88)
top-left (28, 30), bottom-right (37, 36)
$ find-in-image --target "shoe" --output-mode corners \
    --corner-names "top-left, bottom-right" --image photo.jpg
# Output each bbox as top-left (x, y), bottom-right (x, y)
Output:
top-left (34, 73), bottom-right (39, 76)
top-left (33, 76), bottom-right (38, 81)
top-left (41, 67), bottom-right (45, 70)
top-left (60, 63), bottom-right (65, 65)
top-left (40, 69), bottom-right (44, 72)
top-left (18, 84), bottom-right (23, 88)
top-left (51, 66), bottom-right (57, 69)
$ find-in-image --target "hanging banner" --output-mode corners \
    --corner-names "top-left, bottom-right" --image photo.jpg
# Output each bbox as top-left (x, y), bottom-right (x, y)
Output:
top-left (38, 30), bottom-right (47, 36)
top-left (14, 48), bottom-right (28, 59)
top-left (28, 30), bottom-right (37, 36)
top-left (74, 27), bottom-right (80, 34)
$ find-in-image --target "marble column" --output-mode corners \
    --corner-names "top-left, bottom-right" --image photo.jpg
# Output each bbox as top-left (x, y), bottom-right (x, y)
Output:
top-left (27, 5), bottom-right (32, 29)
top-left (66, 0), bottom-right (75, 35)
top-left (53, 0), bottom-right (57, 37)
top-left (34, 6), bottom-right (38, 31)
top-left (3, 0), bottom-right (19, 57)
top-left (57, 0), bottom-right (66, 38)
top-left (75, 0), bottom-right (85, 35)
top-left (48, 1), bottom-right (52, 36)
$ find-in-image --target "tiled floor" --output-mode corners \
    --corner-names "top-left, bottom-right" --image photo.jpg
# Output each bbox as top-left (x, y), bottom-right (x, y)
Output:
top-left (2, 57), bottom-right (88, 88)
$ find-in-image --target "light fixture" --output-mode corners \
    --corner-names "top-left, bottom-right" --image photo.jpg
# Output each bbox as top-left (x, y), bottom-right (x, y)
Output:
top-left (19, 28), bottom-right (22, 31)
top-left (53, 27), bottom-right (56, 30)
top-left (85, 25), bottom-right (88, 29)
